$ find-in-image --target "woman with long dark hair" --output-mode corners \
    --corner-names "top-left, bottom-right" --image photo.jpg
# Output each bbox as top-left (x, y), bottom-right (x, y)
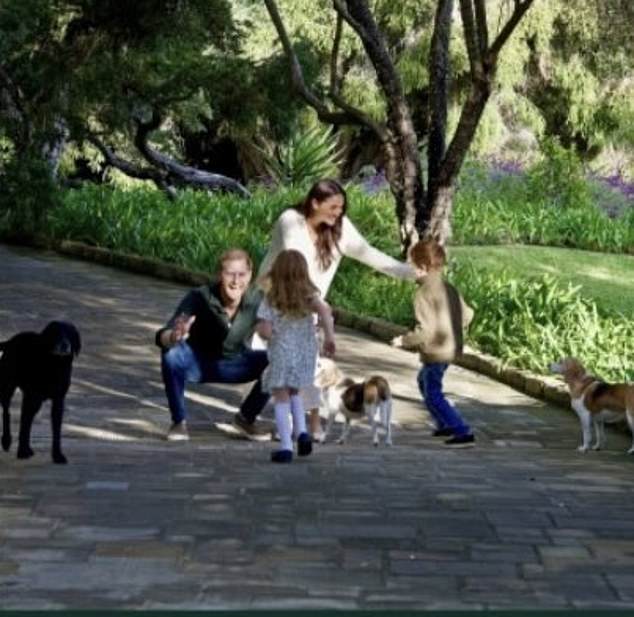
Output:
top-left (254, 178), bottom-right (420, 438)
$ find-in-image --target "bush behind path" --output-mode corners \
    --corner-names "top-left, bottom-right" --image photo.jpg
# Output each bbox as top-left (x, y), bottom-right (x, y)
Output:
top-left (42, 184), bottom-right (634, 382)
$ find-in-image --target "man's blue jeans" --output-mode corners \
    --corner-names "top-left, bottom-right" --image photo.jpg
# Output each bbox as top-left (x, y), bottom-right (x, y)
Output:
top-left (161, 342), bottom-right (269, 424)
top-left (417, 363), bottom-right (471, 437)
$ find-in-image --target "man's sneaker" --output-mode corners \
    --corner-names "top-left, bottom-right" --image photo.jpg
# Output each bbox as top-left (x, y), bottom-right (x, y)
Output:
top-left (297, 432), bottom-right (313, 457)
top-left (232, 413), bottom-right (272, 442)
top-left (432, 427), bottom-right (454, 437)
top-left (444, 434), bottom-right (475, 448)
top-left (167, 421), bottom-right (189, 442)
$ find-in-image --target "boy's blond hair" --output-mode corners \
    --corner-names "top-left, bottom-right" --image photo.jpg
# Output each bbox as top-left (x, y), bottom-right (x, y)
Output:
top-left (264, 250), bottom-right (318, 317)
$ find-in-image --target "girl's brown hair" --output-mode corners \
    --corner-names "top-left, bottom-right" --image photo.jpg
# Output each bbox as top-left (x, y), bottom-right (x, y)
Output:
top-left (409, 239), bottom-right (446, 270)
top-left (294, 178), bottom-right (347, 270)
top-left (265, 250), bottom-right (319, 317)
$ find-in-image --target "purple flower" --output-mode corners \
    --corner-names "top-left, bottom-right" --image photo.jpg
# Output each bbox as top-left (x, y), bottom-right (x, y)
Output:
top-left (361, 169), bottom-right (389, 194)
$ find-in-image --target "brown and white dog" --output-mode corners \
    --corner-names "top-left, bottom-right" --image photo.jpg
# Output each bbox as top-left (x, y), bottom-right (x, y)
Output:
top-left (315, 358), bottom-right (393, 446)
top-left (550, 357), bottom-right (634, 454)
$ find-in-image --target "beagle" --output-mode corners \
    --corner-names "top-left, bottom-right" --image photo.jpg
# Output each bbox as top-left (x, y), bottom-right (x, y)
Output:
top-left (550, 357), bottom-right (634, 454)
top-left (315, 358), bottom-right (393, 446)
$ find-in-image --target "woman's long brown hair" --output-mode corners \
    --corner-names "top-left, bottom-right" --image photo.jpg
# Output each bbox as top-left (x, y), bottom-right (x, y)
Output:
top-left (265, 250), bottom-right (319, 318)
top-left (294, 178), bottom-right (347, 270)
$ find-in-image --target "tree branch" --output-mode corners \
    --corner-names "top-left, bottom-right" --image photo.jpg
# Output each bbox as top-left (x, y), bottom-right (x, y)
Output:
top-left (474, 0), bottom-right (488, 56)
top-left (263, 0), bottom-right (352, 125)
top-left (0, 64), bottom-right (31, 148)
top-left (264, 0), bottom-right (386, 142)
top-left (427, 0), bottom-right (454, 200)
top-left (330, 13), bottom-right (343, 95)
top-left (133, 111), bottom-right (250, 197)
top-left (459, 0), bottom-right (482, 76)
top-left (489, 0), bottom-right (534, 59)
top-left (87, 134), bottom-right (165, 183)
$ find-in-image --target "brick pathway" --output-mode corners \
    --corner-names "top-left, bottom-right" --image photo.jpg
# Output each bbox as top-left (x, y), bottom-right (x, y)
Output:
top-left (1, 243), bottom-right (633, 609)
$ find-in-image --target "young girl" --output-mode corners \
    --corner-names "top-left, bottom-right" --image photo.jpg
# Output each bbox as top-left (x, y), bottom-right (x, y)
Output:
top-left (257, 179), bottom-right (419, 439)
top-left (256, 250), bottom-right (336, 463)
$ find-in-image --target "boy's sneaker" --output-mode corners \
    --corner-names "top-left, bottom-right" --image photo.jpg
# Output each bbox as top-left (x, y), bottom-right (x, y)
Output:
top-left (271, 449), bottom-right (293, 463)
top-left (444, 434), bottom-right (475, 448)
top-left (297, 432), bottom-right (313, 457)
top-left (166, 421), bottom-right (189, 441)
top-left (432, 427), bottom-right (454, 437)
top-left (232, 413), bottom-right (272, 442)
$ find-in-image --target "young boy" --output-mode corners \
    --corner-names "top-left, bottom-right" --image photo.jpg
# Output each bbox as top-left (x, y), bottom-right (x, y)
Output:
top-left (392, 239), bottom-right (475, 447)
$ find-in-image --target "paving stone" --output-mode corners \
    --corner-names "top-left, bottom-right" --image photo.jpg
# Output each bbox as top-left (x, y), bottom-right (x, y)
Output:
top-left (606, 575), bottom-right (634, 601)
top-left (85, 481), bottom-right (130, 491)
top-left (54, 525), bottom-right (160, 542)
top-left (0, 561), bottom-right (19, 575)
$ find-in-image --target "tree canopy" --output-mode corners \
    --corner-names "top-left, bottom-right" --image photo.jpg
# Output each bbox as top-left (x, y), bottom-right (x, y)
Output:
top-left (1, 0), bottom-right (632, 240)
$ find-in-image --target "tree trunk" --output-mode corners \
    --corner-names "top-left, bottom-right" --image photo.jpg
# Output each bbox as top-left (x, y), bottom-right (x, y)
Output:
top-left (40, 117), bottom-right (69, 180)
top-left (342, 0), bottom-right (424, 249)
top-left (425, 0), bottom-right (454, 235)
top-left (427, 78), bottom-right (490, 243)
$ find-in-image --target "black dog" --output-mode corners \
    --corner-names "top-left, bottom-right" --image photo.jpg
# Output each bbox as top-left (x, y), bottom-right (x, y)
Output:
top-left (1, 321), bottom-right (81, 464)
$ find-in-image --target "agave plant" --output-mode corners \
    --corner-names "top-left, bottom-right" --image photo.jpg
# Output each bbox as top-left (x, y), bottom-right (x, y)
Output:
top-left (258, 124), bottom-right (343, 188)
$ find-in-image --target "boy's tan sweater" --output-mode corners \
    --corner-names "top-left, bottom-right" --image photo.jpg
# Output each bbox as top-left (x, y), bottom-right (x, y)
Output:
top-left (400, 271), bottom-right (474, 364)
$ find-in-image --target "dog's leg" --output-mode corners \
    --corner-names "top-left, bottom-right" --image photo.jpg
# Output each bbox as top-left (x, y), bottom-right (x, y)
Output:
top-left (50, 397), bottom-right (67, 464)
top-left (321, 405), bottom-right (337, 444)
top-left (337, 417), bottom-right (351, 444)
top-left (577, 409), bottom-right (592, 452)
top-left (592, 419), bottom-right (603, 450)
top-left (365, 404), bottom-right (379, 447)
top-left (1, 401), bottom-right (11, 452)
top-left (1, 381), bottom-right (16, 452)
top-left (626, 409), bottom-right (634, 455)
top-left (17, 395), bottom-right (40, 459)
top-left (382, 400), bottom-right (393, 446)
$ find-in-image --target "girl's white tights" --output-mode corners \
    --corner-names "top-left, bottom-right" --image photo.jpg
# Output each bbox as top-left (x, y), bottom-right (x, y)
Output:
top-left (274, 401), bottom-right (293, 451)
top-left (290, 394), bottom-right (307, 438)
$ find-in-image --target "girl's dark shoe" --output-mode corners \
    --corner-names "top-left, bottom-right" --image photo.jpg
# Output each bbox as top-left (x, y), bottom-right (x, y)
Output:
top-left (297, 432), bottom-right (313, 457)
top-left (271, 449), bottom-right (293, 463)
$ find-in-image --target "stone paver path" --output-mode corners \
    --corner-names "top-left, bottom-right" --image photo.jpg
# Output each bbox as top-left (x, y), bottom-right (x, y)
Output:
top-left (1, 243), bottom-right (634, 609)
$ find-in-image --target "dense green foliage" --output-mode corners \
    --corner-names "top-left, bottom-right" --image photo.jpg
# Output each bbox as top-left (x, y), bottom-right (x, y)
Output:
top-left (31, 179), bottom-right (633, 382)
top-left (258, 125), bottom-right (343, 188)
top-left (2, 0), bottom-right (634, 189)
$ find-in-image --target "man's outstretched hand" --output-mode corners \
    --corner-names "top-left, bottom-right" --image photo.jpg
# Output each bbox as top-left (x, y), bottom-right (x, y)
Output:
top-left (170, 314), bottom-right (196, 344)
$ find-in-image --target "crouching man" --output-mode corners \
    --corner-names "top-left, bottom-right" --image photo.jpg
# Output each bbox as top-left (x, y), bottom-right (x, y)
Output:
top-left (156, 248), bottom-right (270, 441)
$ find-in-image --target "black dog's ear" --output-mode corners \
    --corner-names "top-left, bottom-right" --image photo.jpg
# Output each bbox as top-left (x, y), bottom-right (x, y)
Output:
top-left (68, 323), bottom-right (81, 356)
top-left (41, 321), bottom-right (62, 349)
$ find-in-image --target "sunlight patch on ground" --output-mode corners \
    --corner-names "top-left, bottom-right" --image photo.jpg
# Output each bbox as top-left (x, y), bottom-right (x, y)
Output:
top-left (73, 378), bottom-right (166, 410)
top-left (65, 423), bottom-right (138, 442)
top-left (110, 418), bottom-right (164, 436)
top-left (185, 391), bottom-right (236, 413)
top-left (575, 266), bottom-right (624, 283)
top-left (534, 264), bottom-right (558, 274)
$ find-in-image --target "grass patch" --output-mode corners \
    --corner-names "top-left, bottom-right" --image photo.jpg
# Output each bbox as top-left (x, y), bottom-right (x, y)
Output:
top-left (451, 245), bottom-right (634, 317)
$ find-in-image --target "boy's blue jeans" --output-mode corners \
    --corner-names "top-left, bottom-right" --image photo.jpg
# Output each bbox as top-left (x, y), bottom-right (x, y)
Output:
top-left (161, 341), bottom-right (269, 424)
top-left (417, 363), bottom-right (472, 437)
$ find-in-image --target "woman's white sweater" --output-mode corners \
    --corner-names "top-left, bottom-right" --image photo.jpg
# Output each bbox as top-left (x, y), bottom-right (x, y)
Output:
top-left (258, 208), bottom-right (415, 297)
